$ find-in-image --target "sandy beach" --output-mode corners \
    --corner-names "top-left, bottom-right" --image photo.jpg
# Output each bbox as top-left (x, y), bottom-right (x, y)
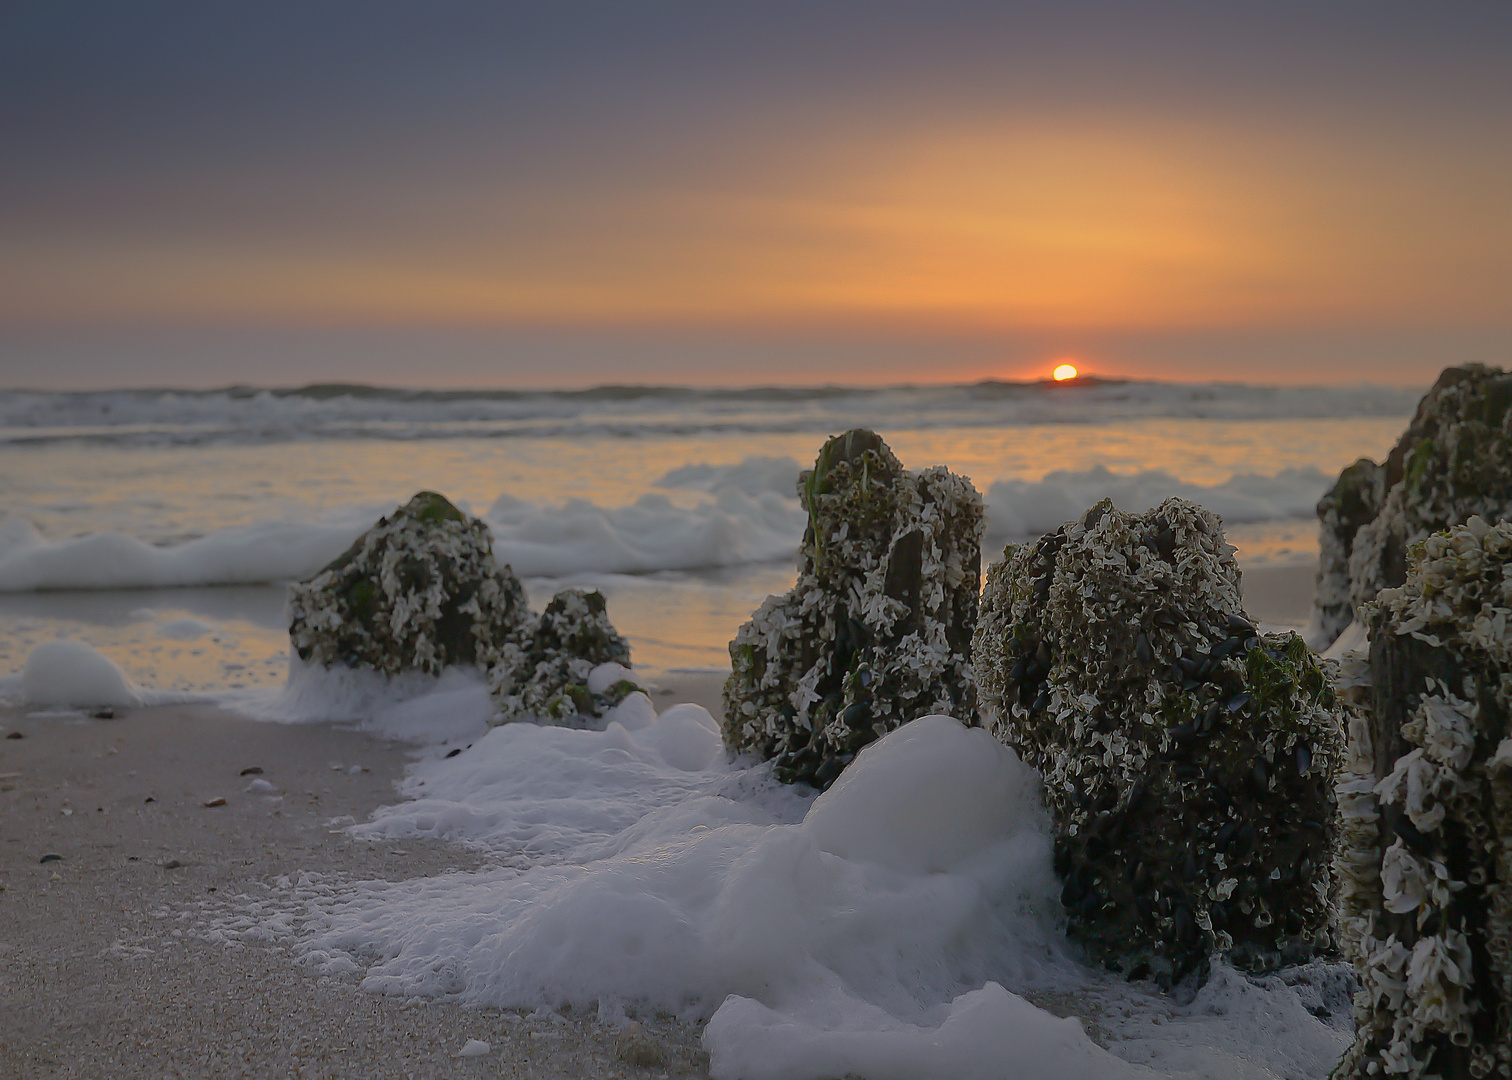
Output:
top-left (0, 565), bottom-right (1314, 1078)
top-left (0, 695), bottom-right (715, 1080)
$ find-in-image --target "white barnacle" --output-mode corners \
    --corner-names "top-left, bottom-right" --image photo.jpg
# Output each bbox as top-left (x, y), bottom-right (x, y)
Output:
top-left (1363, 934), bottom-right (1411, 1011)
top-left (1380, 840), bottom-right (1430, 914)
top-left (1404, 930), bottom-right (1473, 1045)
top-left (1375, 748), bottom-right (1451, 833)
top-left (1405, 693), bottom-right (1477, 771)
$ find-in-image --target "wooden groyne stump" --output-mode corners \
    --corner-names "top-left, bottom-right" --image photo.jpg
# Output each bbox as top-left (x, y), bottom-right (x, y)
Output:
top-left (1312, 364), bottom-right (1512, 651)
top-left (490, 588), bottom-right (637, 723)
top-left (975, 497), bottom-right (1345, 985)
top-left (1332, 517), bottom-right (1512, 1080)
top-left (722, 429), bottom-right (983, 788)
top-left (289, 491), bottom-right (531, 676)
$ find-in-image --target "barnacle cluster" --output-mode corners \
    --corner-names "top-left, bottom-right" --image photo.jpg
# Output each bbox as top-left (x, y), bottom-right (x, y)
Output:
top-left (1331, 517), bottom-right (1512, 1080)
top-left (489, 588), bottom-right (635, 723)
top-left (974, 497), bottom-right (1344, 985)
top-left (722, 429), bottom-right (983, 788)
top-left (1313, 364), bottom-right (1512, 651)
top-left (288, 491), bottom-right (532, 675)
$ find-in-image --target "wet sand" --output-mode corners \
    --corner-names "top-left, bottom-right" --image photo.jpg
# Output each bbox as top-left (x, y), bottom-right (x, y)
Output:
top-left (0, 697), bottom-right (714, 1079)
top-left (0, 562), bottom-right (1314, 1078)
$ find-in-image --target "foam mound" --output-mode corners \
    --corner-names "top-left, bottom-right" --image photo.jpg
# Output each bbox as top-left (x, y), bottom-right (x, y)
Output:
top-left (211, 706), bottom-right (1356, 1079)
top-left (22, 639), bottom-right (143, 708)
top-left (974, 497), bottom-right (1345, 985)
top-left (722, 429), bottom-right (982, 788)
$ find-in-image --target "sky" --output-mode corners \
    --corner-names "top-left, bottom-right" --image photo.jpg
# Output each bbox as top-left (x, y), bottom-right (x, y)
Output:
top-left (2, 2), bottom-right (1509, 389)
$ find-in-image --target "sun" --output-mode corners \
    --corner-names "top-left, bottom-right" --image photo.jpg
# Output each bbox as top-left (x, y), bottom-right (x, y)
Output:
top-left (1053, 363), bottom-right (1078, 381)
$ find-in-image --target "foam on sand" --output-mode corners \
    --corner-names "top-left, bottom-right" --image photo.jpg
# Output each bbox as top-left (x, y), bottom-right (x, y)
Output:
top-left (214, 711), bottom-right (1352, 1079)
top-left (21, 639), bottom-right (143, 707)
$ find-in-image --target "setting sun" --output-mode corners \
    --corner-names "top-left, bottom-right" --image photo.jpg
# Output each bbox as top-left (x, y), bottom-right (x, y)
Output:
top-left (1053, 364), bottom-right (1078, 381)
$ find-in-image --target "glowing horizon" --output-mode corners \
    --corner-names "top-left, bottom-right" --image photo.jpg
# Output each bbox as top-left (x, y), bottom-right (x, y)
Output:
top-left (2, 6), bottom-right (1507, 390)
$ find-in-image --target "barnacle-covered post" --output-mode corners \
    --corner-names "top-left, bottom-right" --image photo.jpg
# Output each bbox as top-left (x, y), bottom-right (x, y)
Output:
top-left (722, 429), bottom-right (983, 788)
top-left (1312, 459), bottom-right (1386, 649)
top-left (1310, 364), bottom-right (1512, 652)
top-left (1331, 518), bottom-right (1512, 1080)
top-left (490, 588), bottom-right (636, 723)
top-left (289, 490), bottom-right (533, 675)
top-left (974, 497), bottom-right (1345, 986)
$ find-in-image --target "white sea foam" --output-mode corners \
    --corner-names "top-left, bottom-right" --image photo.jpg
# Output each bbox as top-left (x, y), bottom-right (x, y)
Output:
top-left (211, 710), bottom-right (1353, 1079)
top-left (223, 659), bottom-right (496, 745)
top-left (486, 486), bottom-right (806, 577)
top-left (0, 514), bottom-right (365, 592)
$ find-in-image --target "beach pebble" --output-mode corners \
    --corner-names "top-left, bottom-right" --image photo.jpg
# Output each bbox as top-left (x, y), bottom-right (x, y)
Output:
top-left (238, 766), bottom-right (263, 776)
top-left (614, 1022), bottom-right (666, 1067)
top-left (202, 796), bottom-right (227, 808)
top-left (39, 853), bottom-right (62, 864)
top-left (5, 731), bottom-right (22, 739)
top-left (723, 429), bottom-right (983, 788)
top-left (455, 1038), bottom-right (490, 1057)
top-left (245, 778), bottom-right (275, 794)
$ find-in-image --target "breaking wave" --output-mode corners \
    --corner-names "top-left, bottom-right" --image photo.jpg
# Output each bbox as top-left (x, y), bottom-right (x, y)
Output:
top-left (0, 458), bottom-right (1332, 591)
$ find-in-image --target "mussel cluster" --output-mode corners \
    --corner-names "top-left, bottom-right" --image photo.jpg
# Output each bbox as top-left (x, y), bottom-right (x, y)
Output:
top-left (289, 490), bottom-right (533, 676)
top-left (1331, 517), bottom-right (1512, 1080)
top-left (975, 497), bottom-right (1344, 985)
top-left (722, 429), bottom-right (983, 788)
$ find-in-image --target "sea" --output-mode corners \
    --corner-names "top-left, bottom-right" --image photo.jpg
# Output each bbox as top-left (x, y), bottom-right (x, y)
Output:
top-left (0, 378), bottom-right (1419, 695)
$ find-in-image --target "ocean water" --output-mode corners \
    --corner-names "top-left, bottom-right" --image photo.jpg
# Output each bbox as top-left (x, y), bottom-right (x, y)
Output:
top-left (0, 379), bottom-right (1417, 693)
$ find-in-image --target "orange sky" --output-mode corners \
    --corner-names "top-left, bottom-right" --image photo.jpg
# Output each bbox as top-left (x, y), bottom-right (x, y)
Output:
top-left (3, 6), bottom-right (1509, 388)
